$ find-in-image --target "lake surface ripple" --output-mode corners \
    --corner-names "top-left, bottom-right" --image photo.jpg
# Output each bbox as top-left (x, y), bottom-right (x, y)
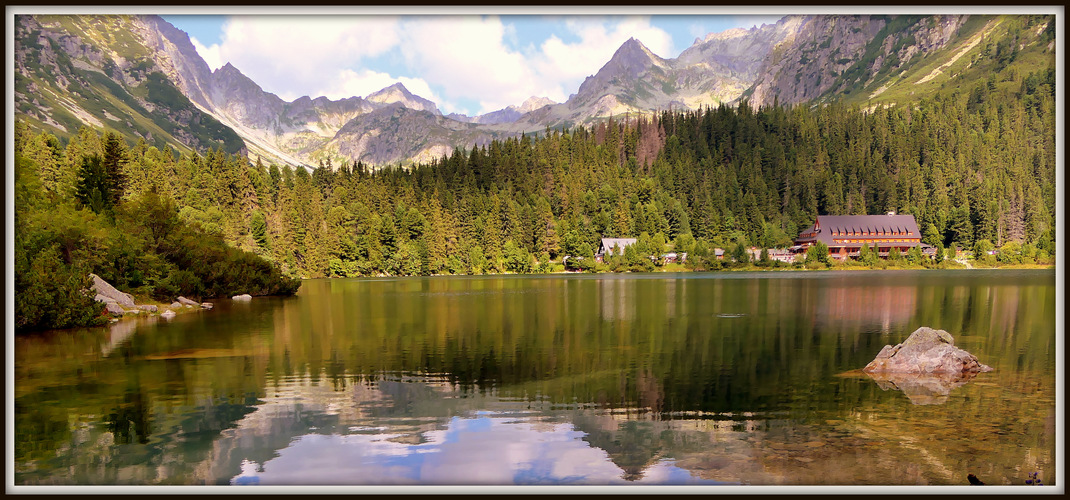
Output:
top-left (14, 270), bottom-right (1056, 486)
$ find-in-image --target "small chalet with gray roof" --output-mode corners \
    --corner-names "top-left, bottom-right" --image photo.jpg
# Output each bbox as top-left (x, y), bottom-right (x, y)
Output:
top-left (596, 237), bottom-right (637, 263)
top-left (792, 213), bottom-right (934, 260)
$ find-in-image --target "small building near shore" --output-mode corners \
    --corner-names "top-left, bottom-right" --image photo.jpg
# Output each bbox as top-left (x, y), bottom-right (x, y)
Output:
top-left (661, 252), bottom-right (687, 264)
top-left (595, 237), bottom-right (638, 263)
top-left (768, 249), bottom-right (795, 263)
top-left (793, 213), bottom-right (929, 261)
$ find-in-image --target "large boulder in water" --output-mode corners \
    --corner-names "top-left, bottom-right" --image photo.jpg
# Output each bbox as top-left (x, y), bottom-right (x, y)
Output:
top-left (863, 327), bottom-right (992, 374)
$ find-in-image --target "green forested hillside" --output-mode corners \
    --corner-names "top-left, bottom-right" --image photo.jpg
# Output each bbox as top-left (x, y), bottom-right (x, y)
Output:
top-left (14, 124), bottom-right (300, 333)
top-left (15, 51), bottom-right (1055, 288)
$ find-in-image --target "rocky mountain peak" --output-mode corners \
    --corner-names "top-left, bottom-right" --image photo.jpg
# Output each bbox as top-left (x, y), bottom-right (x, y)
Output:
top-left (517, 96), bottom-right (556, 113)
top-left (366, 82), bottom-right (440, 115)
top-left (609, 37), bottom-right (666, 72)
top-left (573, 37), bottom-right (668, 104)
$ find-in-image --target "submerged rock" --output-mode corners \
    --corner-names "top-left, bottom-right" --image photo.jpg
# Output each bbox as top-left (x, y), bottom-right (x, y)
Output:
top-left (201, 302), bottom-right (214, 309)
top-left (232, 294), bottom-right (252, 301)
top-left (863, 327), bottom-right (992, 374)
top-left (160, 309), bottom-right (177, 319)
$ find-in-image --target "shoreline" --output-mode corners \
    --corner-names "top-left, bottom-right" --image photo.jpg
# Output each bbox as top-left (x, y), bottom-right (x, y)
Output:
top-left (301, 263), bottom-right (1055, 279)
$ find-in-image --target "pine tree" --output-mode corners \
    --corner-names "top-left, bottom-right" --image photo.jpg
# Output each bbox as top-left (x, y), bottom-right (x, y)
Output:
top-left (74, 155), bottom-right (112, 214)
top-left (101, 131), bottom-right (128, 206)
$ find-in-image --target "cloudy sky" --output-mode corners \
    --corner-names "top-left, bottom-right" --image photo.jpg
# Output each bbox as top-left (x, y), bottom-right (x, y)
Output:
top-left (161, 13), bottom-right (783, 117)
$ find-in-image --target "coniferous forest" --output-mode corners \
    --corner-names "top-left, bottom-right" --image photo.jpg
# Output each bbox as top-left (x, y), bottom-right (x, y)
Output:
top-left (13, 62), bottom-right (1055, 331)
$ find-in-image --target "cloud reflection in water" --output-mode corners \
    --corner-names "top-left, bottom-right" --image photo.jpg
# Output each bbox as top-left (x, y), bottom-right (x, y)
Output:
top-left (230, 412), bottom-right (720, 485)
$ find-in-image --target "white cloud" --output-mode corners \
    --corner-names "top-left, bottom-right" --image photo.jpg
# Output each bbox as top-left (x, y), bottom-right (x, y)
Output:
top-left (190, 36), bottom-right (223, 71)
top-left (183, 15), bottom-right (676, 115)
top-left (396, 16), bottom-right (538, 114)
top-left (317, 69), bottom-right (441, 105)
top-left (533, 17), bottom-right (673, 98)
top-left (394, 16), bottom-right (674, 115)
top-left (191, 16), bottom-right (401, 101)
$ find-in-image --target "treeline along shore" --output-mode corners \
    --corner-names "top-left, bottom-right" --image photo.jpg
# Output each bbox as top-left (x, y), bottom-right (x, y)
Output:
top-left (13, 66), bottom-right (1055, 330)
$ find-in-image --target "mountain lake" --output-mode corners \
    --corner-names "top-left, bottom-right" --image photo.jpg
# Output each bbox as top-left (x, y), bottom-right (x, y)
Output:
top-left (12, 269), bottom-right (1057, 488)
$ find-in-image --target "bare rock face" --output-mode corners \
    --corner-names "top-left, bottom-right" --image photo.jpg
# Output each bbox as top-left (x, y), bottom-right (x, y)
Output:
top-left (90, 274), bottom-right (135, 308)
top-left (863, 327), bottom-right (992, 374)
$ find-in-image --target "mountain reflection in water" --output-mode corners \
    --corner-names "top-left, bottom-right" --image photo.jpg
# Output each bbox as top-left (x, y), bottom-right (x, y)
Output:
top-left (226, 386), bottom-right (722, 484)
top-left (13, 271), bottom-right (1056, 486)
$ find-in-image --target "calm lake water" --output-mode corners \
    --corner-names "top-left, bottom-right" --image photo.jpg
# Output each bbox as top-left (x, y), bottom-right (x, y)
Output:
top-left (13, 270), bottom-right (1057, 486)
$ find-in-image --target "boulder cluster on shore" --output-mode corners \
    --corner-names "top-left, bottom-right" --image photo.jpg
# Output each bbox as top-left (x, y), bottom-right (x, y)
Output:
top-left (90, 274), bottom-right (253, 321)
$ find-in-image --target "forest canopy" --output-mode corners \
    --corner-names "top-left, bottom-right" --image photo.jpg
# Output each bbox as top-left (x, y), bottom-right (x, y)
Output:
top-left (13, 61), bottom-right (1056, 329)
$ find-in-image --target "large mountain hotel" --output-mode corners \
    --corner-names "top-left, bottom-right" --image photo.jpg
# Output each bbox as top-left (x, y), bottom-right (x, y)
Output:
top-left (792, 213), bottom-right (934, 261)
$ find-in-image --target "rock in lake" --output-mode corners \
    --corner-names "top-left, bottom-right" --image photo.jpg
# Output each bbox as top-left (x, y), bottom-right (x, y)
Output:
top-left (232, 294), bottom-right (252, 301)
top-left (160, 309), bottom-right (177, 319)
top-left (177, 296), bottom-right (200, 307)
top-left (90, 274), bottom-right (135, 308)
top-left (201, 302), bottom-right (214, 310)
top-left (863, 327), bottom-right (992, 374)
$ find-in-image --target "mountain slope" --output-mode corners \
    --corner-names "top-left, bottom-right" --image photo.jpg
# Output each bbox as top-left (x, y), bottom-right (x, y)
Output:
top-left (516, 21), bottom-right (802, 129)
top-left (14, 15), bottom-right (245, 155)
top-left (15, 14), bottom-right (1055, 169)
top-left (743, 14), bottom-right (1054, 108)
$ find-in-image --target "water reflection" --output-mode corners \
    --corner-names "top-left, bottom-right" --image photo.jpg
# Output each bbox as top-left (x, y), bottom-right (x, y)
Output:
top-left (13, 270), bottom-right (1056, 486)
top-left (204, 372), bottom-right (720, 485)
top-left (862, 371), bottom-right (985, 405)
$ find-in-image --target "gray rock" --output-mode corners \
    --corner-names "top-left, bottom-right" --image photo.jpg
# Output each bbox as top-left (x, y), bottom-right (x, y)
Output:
top-left (170, 302), bottom-right (182, 309)
top-left (94, 293), bottom-right (116, 304)
top-left (177, 296), bottom-right (200, 307)
top-left (105, 302), bottom-right (126, 315)
top-left (232, 294), bottom-right (252, 301)
top-left (160, 309), bottom-right (176, 319)
top-left (90, 274), bottom-right (135, 308)
top-left (137, 304), bottom-right (158, 313)
top-left (863, 327), bottom-right (992, 374)
top-left (201, 302), bottom-right (214, 310)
